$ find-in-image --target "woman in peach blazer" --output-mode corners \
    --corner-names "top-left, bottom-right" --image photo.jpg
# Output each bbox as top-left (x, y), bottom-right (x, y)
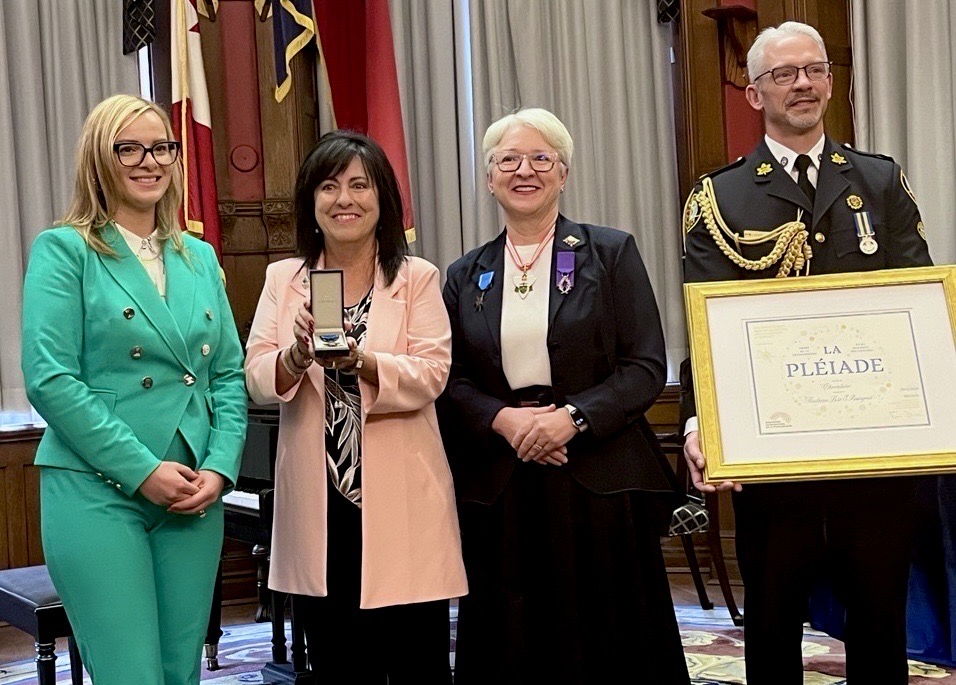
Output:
top-left (245, 131), bottom-right (466, 684)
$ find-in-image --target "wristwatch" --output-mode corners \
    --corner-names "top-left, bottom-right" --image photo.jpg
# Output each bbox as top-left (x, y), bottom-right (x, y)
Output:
top-left (565, 404), bottom-right (588, 432)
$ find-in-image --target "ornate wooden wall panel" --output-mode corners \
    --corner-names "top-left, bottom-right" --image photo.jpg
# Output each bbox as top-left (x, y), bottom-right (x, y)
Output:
top-left (194, 0), bottom-right (319, 337)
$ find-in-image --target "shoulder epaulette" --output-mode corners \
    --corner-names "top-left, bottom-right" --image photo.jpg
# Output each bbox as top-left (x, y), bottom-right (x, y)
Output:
top-left (841, 143), bottom-right (894, 163)
top-left (697, 156), bottom-right (746, 181)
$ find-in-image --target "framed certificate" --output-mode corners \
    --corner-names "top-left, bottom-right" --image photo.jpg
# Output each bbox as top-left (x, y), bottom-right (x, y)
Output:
top-left (684, 265), bottom-right (956, 483)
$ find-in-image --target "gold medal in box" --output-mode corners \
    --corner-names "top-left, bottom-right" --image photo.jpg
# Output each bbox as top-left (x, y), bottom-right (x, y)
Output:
top-left (310, 269), bottom-right (350, 358)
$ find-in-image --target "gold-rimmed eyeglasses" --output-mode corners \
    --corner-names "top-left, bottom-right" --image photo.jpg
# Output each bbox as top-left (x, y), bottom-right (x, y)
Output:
top-left (753, 61), bottom-right (832, 86)
top-left (491, 151), bottom-right (559, 173)
top-left (113, 141), bottom-right (181, 167)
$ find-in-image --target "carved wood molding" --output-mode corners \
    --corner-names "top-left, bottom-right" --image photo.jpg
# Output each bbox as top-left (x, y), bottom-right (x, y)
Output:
top-left (219, 199), bottom-right (296, 254)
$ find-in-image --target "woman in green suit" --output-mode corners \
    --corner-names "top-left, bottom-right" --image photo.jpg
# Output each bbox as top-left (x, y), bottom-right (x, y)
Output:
top-left (21, 94), bottom-right (247, 685)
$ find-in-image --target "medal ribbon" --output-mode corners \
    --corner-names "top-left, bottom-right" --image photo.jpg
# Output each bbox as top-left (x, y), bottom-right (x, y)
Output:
top-left (505, 226), bottom-right (556, 277)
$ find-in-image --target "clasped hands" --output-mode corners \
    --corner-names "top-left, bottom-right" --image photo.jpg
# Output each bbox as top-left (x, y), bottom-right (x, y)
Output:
top-left (493, 404), bottom-right (578, 466)
top-left (293, 302), bottom-right (362, 372)
top-left (139, 461), bottom-right (225, 516)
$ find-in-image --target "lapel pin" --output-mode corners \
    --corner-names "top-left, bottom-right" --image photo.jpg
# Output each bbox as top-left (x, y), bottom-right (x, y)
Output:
top-left (562, 235), bottom-right (580, 248)
top-left (756, 162), bottom-right (773, 176)
top-left (846, 195), bottom-right (863, 210)
top-left (830, 152), bottom-right (847, 165)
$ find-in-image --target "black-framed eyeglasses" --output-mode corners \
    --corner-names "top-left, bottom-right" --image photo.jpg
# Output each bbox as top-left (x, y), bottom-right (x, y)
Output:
top-left (491, 151), bottom-right (559, 173)
top-left (753, 61), bottom-right (832, 86)
top-left (113, 141), bottom-right (181, 167)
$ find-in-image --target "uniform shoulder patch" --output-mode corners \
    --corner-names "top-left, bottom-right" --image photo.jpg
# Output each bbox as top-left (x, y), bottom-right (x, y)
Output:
top-left (682, 189), bottom-right (703, 235)
top-left (697, 156), bottom-right (746, 181)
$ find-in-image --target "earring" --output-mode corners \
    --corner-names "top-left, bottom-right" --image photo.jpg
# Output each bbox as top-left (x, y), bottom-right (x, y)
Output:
top-left (560, 187), bottom-right (565, 194)
top-left (314, 228), bottom-right (319, 234)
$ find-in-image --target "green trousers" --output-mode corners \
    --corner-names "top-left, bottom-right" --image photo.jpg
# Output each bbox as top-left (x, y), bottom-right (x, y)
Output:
top-left (40, 432), bottom-right (223, 685)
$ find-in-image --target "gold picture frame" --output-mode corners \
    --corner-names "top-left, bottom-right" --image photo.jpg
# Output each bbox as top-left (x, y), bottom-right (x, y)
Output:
top-left (684, 265), bottom-right (956, 483)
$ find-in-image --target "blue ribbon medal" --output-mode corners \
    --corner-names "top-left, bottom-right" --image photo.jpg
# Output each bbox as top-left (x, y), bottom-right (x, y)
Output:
top-left (475, 271), bottom-right (494, 311)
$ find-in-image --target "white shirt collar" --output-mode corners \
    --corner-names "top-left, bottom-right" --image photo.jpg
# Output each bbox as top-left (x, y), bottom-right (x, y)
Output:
top-left (115, 222), bottom-right (162, 259)
top-left (764, 134), bottom-right (826, 175)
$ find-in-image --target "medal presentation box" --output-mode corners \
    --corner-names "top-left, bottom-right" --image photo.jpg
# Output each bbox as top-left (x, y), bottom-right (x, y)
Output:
top-left (310, 269), bottom-right (350, 358)
top-left (685, 266), bottom-right (956, 484)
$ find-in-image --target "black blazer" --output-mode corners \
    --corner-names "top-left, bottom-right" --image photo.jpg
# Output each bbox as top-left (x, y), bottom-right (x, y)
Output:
top-left (680, 136), bottom-right (933, 426)
top-left (441, 215), bottom-right (675, 505)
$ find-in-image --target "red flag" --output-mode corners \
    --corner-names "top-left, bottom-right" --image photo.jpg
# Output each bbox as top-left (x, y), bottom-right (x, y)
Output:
top-left (313, 0), bottom-right (416, 244)
top-left (171, 0), bottom-right (222, 257)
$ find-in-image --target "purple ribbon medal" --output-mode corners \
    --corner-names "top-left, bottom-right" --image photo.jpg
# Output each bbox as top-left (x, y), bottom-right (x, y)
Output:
top-left (556, 252), bottom-right (575, 295)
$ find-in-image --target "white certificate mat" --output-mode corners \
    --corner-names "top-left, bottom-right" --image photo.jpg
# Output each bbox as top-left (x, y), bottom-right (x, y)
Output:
top-left (747, 310), bottom-right (928, 435)
top-left (685, 267), bottom-right (956, 482)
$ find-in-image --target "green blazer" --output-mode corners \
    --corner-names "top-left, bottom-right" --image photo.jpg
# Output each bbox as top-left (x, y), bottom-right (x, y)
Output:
top-left (22, 225), bottom-right (247, 495)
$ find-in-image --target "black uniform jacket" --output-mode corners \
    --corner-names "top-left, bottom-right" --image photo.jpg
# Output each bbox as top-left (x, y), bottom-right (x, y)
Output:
top-left (680, 136), bottom-right (932, 422)
top-left (441, 215), bottom-right (677, 506)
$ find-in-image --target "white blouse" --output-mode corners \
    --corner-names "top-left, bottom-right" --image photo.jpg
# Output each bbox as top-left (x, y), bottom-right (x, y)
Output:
top-left (501, 241), bottom-right (553, 389)
top-left (116, 223), bottom-right (167, 299)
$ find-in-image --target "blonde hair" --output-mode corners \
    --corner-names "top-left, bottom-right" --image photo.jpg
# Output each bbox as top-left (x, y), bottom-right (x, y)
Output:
top-left (59, 94), bottom-right (184, 255)
top-left (482, 107), bottom-right (574, 169)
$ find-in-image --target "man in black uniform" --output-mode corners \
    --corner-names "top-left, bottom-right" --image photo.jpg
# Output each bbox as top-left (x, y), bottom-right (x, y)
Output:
top-left (681, 20), bottom-right (932, 685)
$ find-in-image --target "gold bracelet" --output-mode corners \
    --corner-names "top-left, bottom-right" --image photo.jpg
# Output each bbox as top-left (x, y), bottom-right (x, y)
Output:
top-left (289, 343), bottom-right (313, 371)
top-left (279, 347), bottom-right (305, 377)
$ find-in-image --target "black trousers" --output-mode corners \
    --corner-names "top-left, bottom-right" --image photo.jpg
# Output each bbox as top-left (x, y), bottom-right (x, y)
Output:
top-left (295, 484), bottom-right (453, 685)
top-left (734, 477), bottom-right (918, 685)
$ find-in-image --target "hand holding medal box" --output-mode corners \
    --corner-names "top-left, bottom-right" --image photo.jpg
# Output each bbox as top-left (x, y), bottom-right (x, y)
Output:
top-left (309, 269), bottom-right (350, 358)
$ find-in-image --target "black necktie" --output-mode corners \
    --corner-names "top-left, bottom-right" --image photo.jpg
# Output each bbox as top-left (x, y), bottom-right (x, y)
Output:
top-left (794, 154), bottom-right (816, 205)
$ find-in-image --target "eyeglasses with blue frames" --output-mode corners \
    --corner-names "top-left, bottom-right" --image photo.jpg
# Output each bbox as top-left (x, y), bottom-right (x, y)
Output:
top-left (113, 141), bottom-right (181, 167)
top-left (752, 61), bottom-right (832, 86)
top-left (491, 151), bottom-right (560, 173)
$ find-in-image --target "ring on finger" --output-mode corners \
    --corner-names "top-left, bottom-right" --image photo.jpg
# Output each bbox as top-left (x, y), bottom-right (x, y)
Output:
top-left (532, 444), bottom-right (542, 451)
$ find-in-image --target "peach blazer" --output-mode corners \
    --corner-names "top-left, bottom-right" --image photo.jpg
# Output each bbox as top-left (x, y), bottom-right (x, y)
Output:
top-left (245, 256), bottom-right (467, 609)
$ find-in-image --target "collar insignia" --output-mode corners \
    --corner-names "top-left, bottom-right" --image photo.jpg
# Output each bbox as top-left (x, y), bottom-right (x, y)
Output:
top-left (562, 235), bottom-right (581, 247)
top-left (756, 162), bottom-right (774, 176)
top-left (830, 152), bottom-right (847, 165)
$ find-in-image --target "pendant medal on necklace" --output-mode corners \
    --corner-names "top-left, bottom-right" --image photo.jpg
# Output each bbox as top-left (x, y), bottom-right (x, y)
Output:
top-left (506, 226), bottom-right (554, 300)
top-left (513, 270), bottom-right (536, 298)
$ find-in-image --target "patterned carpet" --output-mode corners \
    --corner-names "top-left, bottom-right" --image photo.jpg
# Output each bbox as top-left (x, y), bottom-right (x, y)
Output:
top-left (1, 606), bottom-right (953, 684)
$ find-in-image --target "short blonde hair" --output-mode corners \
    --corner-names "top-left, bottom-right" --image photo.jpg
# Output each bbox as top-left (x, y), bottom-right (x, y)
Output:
top-left (747, 21), bottom-right (828, 83)
top-left (59, 94), bottom-right (184, 255)
top-left (482, 107), bottom-right (574, 169)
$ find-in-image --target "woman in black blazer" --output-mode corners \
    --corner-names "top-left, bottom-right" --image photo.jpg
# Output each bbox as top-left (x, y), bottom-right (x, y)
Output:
top-left (441, 108), bottom-right (688, 684)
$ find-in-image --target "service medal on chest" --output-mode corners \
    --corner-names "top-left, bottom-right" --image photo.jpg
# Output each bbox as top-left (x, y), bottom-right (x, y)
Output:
top-left (853, 211), bottom-right (878, 255)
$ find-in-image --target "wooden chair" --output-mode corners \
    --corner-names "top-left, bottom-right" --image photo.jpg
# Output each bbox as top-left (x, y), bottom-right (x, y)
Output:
top-left (659, 433), bottom-right (743, 626)
top-left (0, 564), bottom-right (84, 684)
